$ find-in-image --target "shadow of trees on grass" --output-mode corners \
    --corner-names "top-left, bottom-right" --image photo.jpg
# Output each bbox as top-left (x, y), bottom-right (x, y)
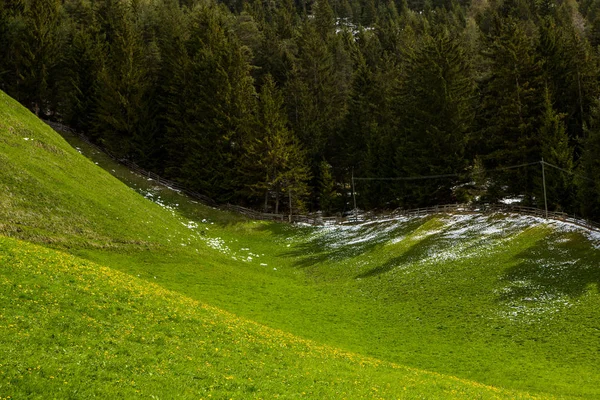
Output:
top-left (498, 232), bottom-right (600, 303)
top-left (278, 219), bottom-right (428, 270)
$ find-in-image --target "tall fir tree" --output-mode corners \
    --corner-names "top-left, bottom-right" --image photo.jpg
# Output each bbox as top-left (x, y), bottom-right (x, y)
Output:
top-left (317, 160), bottom-right (337, 212)
top-left (164, 3), bottom-right (257, 202)
top-left (577, 99), bottom-right (600, 220)
top-left (242, 74), bottom-right (311, 213)
top-left (475, 17), bottom-right (545, 202)
top-left (538, 86), bottom-right (575, 211)
top-left (394, 24), bottom-right (475, 206)
top-left (58, 0), bottom-right (103, 131)
top-left (537, 14), bottom-right (597, 150)
top-left (93, 0), bottom-right (155, 160)
top-left (14, 0), bottom-right (64, 115)
top-left (314, 0), bottom-right (335, 39)
top-left (285, 19), bottom-right (350, 205)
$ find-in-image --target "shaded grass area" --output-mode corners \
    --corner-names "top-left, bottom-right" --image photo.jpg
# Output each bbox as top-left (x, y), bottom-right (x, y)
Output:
top-left (2, 90), bottom-right (600, 398)
top-left (500, 230), bottom-right (600, 300)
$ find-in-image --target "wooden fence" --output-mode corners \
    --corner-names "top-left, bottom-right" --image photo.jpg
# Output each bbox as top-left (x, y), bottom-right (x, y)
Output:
top-left (45, 120), bottom-right (600, 233)
top-left (338, 203), bottom-right (600, 233)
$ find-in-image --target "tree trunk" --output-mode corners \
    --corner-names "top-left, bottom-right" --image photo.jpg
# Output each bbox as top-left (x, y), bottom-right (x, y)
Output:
top-left (289, 188), bottom-right (292, 223)
top-left (264, 190), bottom-right (269, 213)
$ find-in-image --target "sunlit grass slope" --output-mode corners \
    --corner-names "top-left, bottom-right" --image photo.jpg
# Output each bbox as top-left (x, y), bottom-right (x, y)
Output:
top-left (0, 235), bottom-right (542, 399)
top-left (0, 87), bottom-right (538, 399)
top-left (2, 89), bottom-right (600, 398)
top-left (0, 90), bottom-right (245, 251)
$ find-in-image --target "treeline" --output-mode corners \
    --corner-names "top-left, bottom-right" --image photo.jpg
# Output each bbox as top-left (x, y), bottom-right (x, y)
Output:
top-left (1, 0), bottom-right (600, 218)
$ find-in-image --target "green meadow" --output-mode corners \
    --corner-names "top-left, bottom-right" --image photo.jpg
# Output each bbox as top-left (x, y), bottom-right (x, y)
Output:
top-left (1, 89), bottom-right (600, 398)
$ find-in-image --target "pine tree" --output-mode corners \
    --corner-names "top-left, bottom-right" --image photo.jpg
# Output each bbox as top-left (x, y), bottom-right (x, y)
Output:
top-left (376, 0), bottom-right (402, 53)
top-left (338, 0), bottom-right (353, 19)
top-left (538, 86), bottom-right (574, 211)
top-left (362, 0), bottom-right (377, 25)
top-left (243, 75), bottom-right (311, 213)
top-left (58, 0), bottom-right (104, 131)
top-left (164, 3), bottom-right (257, 202)
top-left (537, 14), bottom-right (598, 149)
top-left (394, 25), bottom-right (475, 206)
top-left (0, 1), bottom-right (13, 90)
top-left (475, 17), bottom-right (545, 202)
top-left (93, 1), bottom-right (153, 159)
top-left (314, 0), bottom-right (335, 39)
top-left (577, 99), bottom-right (600, 220)
top-left (339, 29), bottom-right (401, 209)
top-left (285, 20), bottom-right (350, 190)
top-left (14, 0), bottom-right (64, 115)
top-left (317, 160), bottom-right (337, 212)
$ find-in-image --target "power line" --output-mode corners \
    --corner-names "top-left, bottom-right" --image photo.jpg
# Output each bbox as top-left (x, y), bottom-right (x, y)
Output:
top-left (353, 161), bottom-right (542, 181)
top-left (353, 161), bottom-right (595, 182)
top-left (350, 160), bottom-right (596, 219)
top-left (353, 173), bottom-right (460, 181)
top-left (541, 160), bottom-right (595, 182)
top-left (474, 161), bottom-right (542, 174)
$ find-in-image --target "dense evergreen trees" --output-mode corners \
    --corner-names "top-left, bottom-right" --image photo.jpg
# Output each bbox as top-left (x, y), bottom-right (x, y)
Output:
top-left (2, 0), bottom-right (600, 218)
top-left (394, 23), bottom-right (475, 206)
top-left (243, 74), bottom-right (311, 213)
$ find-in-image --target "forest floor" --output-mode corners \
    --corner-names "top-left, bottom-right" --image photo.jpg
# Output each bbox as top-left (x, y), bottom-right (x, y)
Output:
top-left (1, 90), bottom-right (600, 399)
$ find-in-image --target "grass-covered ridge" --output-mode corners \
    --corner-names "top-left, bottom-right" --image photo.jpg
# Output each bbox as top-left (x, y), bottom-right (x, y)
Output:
top-left (0, 235), bottom-right (542, 399)
top-left (2, 89), bottom-right (600, 398)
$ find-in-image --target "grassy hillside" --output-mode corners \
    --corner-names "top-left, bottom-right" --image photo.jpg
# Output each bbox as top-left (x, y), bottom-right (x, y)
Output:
top-left (2, 235), bottom-right (539, 399)
top-left (2, 89), bottom-right (600, 398)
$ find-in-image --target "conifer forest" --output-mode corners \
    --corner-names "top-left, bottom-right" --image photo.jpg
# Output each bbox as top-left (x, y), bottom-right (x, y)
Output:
top-left (2, 0), bottom-right (600, 218)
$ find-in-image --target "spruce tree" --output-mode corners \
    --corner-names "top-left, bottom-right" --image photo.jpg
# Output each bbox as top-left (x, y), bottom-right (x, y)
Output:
top-left (164, 3), bottom-right (256, 202)
top-left (577, 100), bottom-right (600, 220)
top-left (285, 19), bottom-right (350, 205)
top-left (93, 0), bottom-right (153, 159)
top-left (362, 0), bottom-right (377, 25)
top-left (538, 86), bottom-right (574, 211)
top-left (537, 14), bottom-right (597, 148)
top-left (243, 75), bottom-right (311, 213)
top-left (314, 0), bottom-right (335, 39)
top-left (476, 17), bottom-right (545, 202)
top-left (317, 160), bottom-right (337, 213)
top-left (394, 24), bottom-right (475, 206)
top-left (15, 0), bottom-right (64, 115)
top-left (58, 1), bottom-right (103, 131)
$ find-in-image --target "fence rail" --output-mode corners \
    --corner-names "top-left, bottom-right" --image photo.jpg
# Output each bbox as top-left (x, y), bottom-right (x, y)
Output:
top-left (45, 120), bottom-right (600, 233)
top-left (343, 203), bottom-right (600, 233)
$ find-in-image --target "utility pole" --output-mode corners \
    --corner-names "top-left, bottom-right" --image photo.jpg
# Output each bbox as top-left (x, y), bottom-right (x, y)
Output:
top-left (541, 159), bottom-right (548, 219)
top-left (289, 188), bottom-right (292, 223)
top-left (352, 167), bottom-right (357, 220)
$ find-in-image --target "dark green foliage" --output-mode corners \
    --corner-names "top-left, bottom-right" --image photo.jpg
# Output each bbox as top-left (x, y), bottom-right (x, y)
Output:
top-left (394, 23), bottom-right (475, 206)
top-left (577, 100), bottom-right (600, 220)
top-left (317, 160), bottom-right (337, 212)
top-left (57, 1), bottom-right (103, 131)
top-left (243, 74), bottom-right (311, 213)
top-left (475, 17), bottom-right (545, 202)
top-left (92, 0), bottom-right (155, 159)
top-left (538, 87), bottom-right (575, 211)
top-left (3, 0), bottom-right (64, 115)
top-left (314, 0), bottom-right (335, 38)
top-left (361, 0), bottom-right (377, 25)
top-left (163, 3), bottom-right (256, 202)
top-left (537, 15), bottom-right (597, 149)
top-left (285, 21), bottom-right (349, 164)
top-left (3, 0), bottom-right (600, 217)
